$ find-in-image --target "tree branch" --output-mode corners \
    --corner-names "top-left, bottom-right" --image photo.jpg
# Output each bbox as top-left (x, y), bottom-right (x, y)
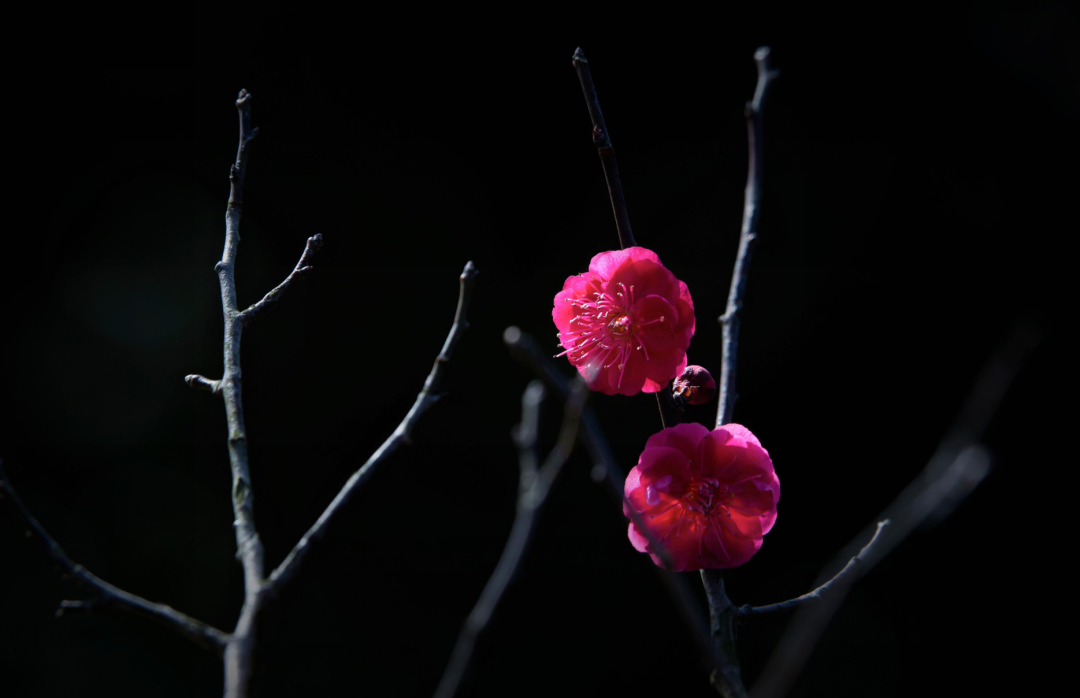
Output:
top-left (213, 88), bottom-right (267, 698)
top-left (751, 325), bottom-right (1038, 698)
top-left (573, 47), bottom-right (636, 250)
top-left (185, 374), bottom-right (222, 395)
top-left (0, 462), bottom-right (229, 654)
top-left (433, 377), bottom-right (588, 698)
top-left (738, 521), bottom-right (890, 618)
top-left (716, 46), bottom-right (778, 430)
top-left (686, 46), bottom-right (782, 698)
top-left (572, 48), bottom-right (681, 429)
top-left (503, 327), bottom-right (721, 676)
top-left (237, 233), bottom-right (324, 327)
top-left (267, 261), bottom-right (478, 592)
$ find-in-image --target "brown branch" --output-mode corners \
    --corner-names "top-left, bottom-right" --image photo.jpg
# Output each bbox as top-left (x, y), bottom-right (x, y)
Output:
top-left (433, 377), bottom-right (588, 698)
top-left (237, 233), bottom-right (324, 327)
top-left (0, 461), bottom-right (229, 654)
top-left (572, 47), bottom-right (636, 250)
top-left (267, 261), bottom-right (478, 592)
top-left (572, 48), bottom-right (681, 430)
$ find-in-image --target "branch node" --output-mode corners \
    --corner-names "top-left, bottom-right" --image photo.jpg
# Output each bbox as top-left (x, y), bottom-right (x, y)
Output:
top-left (185, 374), bottom-right (222, 395)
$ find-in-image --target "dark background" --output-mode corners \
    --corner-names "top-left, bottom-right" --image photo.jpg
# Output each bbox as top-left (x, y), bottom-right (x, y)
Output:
top-left (1, 7), bottom-right (1071, 697)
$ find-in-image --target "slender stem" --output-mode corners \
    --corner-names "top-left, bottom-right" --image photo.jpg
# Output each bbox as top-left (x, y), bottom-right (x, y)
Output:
top-left (716, 47), bottom-right (778, 430)
top-left (572, 48), bottom-right (681, 429)
top-left (215, 88), bottom-right (266, 698)
top-left (751, 326), bottom-right (1037, 698)
top-left (185, 374), bottom-right (223, 395)
top-left (693, 47), bottom-right (779, 698)
top-left (237, 234), bottom-right (324, 327)
top-left (0, 462), bottom-right (229, 653)
top-left (738, 521), bottom-right (890, 618)
top-left (267, 262), bottom-right (478, 592)
top-left (433, 378), bottom-right (587, 698)
top-left (503, 327), bottom-right (719, 673)
top-left (572, 47), bottom-right (636, 250)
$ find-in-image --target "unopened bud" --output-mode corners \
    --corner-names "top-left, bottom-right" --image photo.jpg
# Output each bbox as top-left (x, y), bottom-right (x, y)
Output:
top-left (673, 365), bottom-right (716, 406)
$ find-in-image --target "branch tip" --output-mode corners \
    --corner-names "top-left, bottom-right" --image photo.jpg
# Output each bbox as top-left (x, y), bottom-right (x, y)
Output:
top-left (268, 262), bottom-right (479, 592)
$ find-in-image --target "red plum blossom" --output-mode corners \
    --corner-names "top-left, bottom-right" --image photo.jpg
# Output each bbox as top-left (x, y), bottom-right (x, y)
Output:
top-left (624, 422), bottom-right (779, 571)
top-left (552, 247), bottom-right (695, 395)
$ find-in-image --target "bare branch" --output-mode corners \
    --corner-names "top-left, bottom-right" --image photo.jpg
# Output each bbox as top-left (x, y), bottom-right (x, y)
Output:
top-left (572, 47), bottom-right (636, 250)
top-left (214, 88), bottom-right (268, 698)
top-left (433, 378), bottom-right (588, 698)
top-left (739, 521), bottom-right (890, 618)
top-left (503, 327), bottom-right (720, 675)
top-left (267, 261), bottom-right (479, 592)
top-left (716, 46), bottom-right (778, 430)
top-left (0, 462), bottom-right (229, 654)
top-left (237, 233), bottom-right (324, 327)
top-left (751, 325), bottom-right (1038, 698)
top-left (572, 48), bottom-right (681, 430)
top-left (685, 47), bottom-right (782, 698)
top-left (185, 374), bottom-right (222, 395)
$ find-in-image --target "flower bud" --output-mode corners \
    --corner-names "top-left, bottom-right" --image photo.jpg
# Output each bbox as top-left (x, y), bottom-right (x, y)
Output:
top-left (672, 365), bottom-right (716, 406)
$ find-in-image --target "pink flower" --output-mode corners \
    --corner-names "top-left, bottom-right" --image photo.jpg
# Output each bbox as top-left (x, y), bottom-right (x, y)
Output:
top-left (552, 247), bottom-right (695, 395)
top-left (624, 422), bottom-right (779, 571)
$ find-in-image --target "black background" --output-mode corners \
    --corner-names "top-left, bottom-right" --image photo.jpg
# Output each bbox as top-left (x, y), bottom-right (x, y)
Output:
top-left (1, 7), bottom-right (1071, 697)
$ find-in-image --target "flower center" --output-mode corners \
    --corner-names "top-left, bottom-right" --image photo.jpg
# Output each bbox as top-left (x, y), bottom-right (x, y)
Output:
top-left (683, 478), bottom-right (730, 515)
top-left (608, 314), bottom-right (632, 335)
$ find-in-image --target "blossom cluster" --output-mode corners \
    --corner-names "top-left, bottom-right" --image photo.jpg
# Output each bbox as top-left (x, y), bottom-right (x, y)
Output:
top-left (551, 246), bottom-right (780, 570)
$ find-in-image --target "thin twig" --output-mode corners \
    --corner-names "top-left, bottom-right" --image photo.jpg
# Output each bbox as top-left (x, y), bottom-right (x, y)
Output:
top-left (185, 374), bottom-right (222, 395)
top-left (433, 377), bottom-right (588, 698)
top-left (693, 46), bottom-right (780, 698)
top-left (572, 48), bottom-right (681, 429)
top-left (716, 46), bottom-right (778, 430)
top-left (573, 47), bottom-right (636, 250)
top-left (237, 234), bottom-right (324, 327)
top-left (503, 327), bottom-right (720, 674)
top-left (212, 88), bottom-right (267, 698)
top-left (751, 326), bottom-right (1038, 698)
top-left (0, 462), bottom-right (229, 654)
top-left (267, 261), bottom-right (478, 592)
top-left (738, 521), bottom-right (890, 618)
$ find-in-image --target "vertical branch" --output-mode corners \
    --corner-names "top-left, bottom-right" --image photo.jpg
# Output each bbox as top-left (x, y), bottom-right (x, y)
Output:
top-left (573, 48), bottom-right (681, 428)
top-left (716, 47), bottom-right (778, 429)
top-left (216, 89), bottom-right (266, 698)
top-left (699, 47), bottom-right (778, 698)
top-left (573, 47), bottom-right (636, 250)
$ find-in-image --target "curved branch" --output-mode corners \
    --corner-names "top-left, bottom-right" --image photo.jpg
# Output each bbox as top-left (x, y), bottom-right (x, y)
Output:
top-left (267, 261), bottom-right (478, 592)
top-left (237, 233), bottom-right (324, 327)
top-left (433, 378), bottom-right (588, 698)
top-left (751, 325), bottom-right (1038, 698)
top-left (716, 46), bottom-right (778, 430)
top-left (738, 521), bottom-right (890, 618)
top-left (0, 462), bottom-right (229, 654)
